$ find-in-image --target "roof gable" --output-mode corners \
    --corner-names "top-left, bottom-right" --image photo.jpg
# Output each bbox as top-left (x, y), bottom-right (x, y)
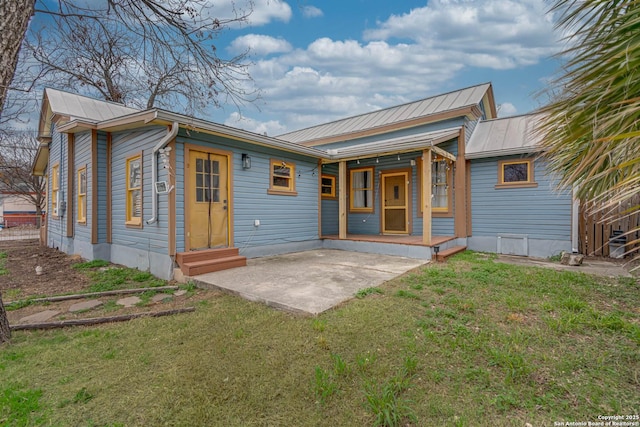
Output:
top-left (278, 82), bottom-right (495, 146)
top-left (38, 88), bottom-right (139, 139)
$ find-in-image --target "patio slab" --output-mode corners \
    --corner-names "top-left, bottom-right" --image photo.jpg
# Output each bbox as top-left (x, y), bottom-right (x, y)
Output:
top-left (191, 249), bottom-right (427, 315)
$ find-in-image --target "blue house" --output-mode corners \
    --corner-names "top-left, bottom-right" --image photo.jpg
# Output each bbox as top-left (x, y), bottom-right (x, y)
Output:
top-left (32, 83), bottom-right (574, 279)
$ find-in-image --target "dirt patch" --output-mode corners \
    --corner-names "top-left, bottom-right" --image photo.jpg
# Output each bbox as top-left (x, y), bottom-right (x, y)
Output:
top-left (0, 240), bottom-right (92, 298)
top-left (0, 239), bottom-right (218, 326)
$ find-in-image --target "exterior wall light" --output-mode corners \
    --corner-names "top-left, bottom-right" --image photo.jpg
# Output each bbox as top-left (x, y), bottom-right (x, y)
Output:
top-left (242, 153), bottom-right (251, 170)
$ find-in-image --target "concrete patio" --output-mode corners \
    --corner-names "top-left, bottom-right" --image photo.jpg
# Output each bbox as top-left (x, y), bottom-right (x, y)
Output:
top-left (190, 249), bottom-right (427, 315)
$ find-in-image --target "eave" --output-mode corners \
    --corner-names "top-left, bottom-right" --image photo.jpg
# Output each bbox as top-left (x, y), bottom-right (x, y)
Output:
top-left (57, 109), bottom-right (329, 160)
top-left (31, 142), bottom-right (50, 176)
top-left (323, 128), bottom-right (460, 163)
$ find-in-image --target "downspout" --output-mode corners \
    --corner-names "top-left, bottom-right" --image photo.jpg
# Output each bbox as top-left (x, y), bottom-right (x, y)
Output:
top-left (146, 122), bottom-right (179, 225)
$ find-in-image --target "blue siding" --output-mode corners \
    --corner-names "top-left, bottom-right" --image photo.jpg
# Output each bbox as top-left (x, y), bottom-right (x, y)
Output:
top-left (97, 132), bottom-right (108, 243)
top-left (465, 118), bottom-right (479, 143)
top-left (73, 131), bottom-right (92, 243)
top-left (175, 130), bottom-right (319, 251)
top-left (320, 163), bottom-right (339, 236)
top-left (175, 143), bottom-right (185, 253)
top-left (111, 127), bottom-right (170, 256)
top-left (47, 127), bottom-right (72, 251)
top-left (470, 156), bottom-right (572, 240)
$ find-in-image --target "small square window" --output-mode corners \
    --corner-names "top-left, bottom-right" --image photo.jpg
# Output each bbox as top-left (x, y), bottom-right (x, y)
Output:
top-left (268, 159), bottom-right (297, 196)
top-left (497, 159), bottom-right (537, 188)
top-left (321, 175), bottom-right (336, 198)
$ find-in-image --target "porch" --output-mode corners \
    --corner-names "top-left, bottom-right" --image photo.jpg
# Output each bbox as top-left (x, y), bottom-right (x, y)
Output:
top-left (321, 234), bottom-right (466, 261)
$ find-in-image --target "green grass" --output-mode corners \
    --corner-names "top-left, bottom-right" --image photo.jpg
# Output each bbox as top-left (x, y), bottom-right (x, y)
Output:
top-left (0, 251), bottom-right (8, 276)
top-left (1, 251), bottom-right (638, 426)
top-left (86, 266), bottom-right (167, 293)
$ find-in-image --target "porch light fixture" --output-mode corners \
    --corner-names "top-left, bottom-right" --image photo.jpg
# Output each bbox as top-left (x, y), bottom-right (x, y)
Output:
top-left (242, 153), bottom-right (251, 170)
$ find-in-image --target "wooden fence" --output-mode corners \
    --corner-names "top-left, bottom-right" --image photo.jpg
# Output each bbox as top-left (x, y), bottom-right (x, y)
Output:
top-left (578, 197), bottom-right (640, 257)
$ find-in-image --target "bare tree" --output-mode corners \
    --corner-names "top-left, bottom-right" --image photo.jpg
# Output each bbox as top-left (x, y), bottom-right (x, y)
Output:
top-left (0, 134), bottom-right (46, 226)
top-left (25, 11), bottom-right (253, 115)
top-left (0, 0), bottom-right (36, 124)
top-left (1, 0), bottom-right (256, 120)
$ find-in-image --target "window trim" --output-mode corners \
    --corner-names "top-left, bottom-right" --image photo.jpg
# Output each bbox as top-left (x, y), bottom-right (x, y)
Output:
top-left (77, 166), bottom-right (87, 224)
top-left (321, 174), bottom-right (336, 199)
top-left (125, 153), bottom-right (143, 227)
top-left (268, 159), bottom-right (297, 196)
top-left (496, 158), bottom-right (538, 189)
top-left (349, 167), bottom-right (375, 213)
top-left (416, 157), bottom-right (453, 217)
top-left (51, 163), bottom-right (60, 218)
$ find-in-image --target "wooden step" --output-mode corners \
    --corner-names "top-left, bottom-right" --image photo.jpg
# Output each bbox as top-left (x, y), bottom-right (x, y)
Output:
top-left (176, 247), bottom-right (240, 265)
top-left (435, 245), bottom-right (467, 262)
top-left (181, 255), bottom-right (247, 276)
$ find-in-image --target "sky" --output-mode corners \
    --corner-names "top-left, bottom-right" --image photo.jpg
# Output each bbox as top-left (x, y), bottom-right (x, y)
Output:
top-left (20, 0), bottom-right (566, 136)
top-left (212, 0), bottom-right (564, 136)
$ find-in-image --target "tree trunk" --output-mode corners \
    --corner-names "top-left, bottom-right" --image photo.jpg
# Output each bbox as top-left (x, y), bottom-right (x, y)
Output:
top-left (0, 292), bottom-right (10, 344)
top-left (0, 0), bottom-right (35, 116)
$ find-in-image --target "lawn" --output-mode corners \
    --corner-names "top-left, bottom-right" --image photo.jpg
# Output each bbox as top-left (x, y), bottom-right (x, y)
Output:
top-left (1, 252), bottom-right (639, 426)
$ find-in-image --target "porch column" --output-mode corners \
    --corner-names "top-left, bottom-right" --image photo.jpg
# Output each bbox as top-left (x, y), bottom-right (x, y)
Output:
top-left (422, 148), bottom-right (432, 245)
top-left (338, 160), bottom-right (347, 239)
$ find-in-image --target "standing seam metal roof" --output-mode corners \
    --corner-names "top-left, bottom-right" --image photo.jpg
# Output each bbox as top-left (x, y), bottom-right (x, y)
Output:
top-left (45, 88), bottom-right (139, 122)
top-left (465, 114), bottom-right (543, 159)
top-left (277, 83), bottom-right (491, 144)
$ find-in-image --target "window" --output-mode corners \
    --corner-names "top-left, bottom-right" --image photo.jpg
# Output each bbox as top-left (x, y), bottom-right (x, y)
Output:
top-left (126, 154), bottom-right (142, 226)
top-left (497, 159), bottom-right (537, 188)
top-left (268, 159), bottom-right (297, 195)
top-left (431, 158), bottom-right (452, 213)
top-left (77, 167), bottom-right (87, 223)
top-left (321, 175), bottom-right (336, 198)
top-left (51, 163), bottom-right (60, 217)
top-left (195, 157), bottom-right (220, 203)
top-left (417, 157), bottom-right (452, 215)
top-left (350, 167), bottom-right (374, 212)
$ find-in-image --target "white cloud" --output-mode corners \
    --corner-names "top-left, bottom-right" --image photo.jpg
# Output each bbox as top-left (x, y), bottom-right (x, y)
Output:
top-left (363, 0), bottom-right (559, 70)
top-left (229, 34), bottom-right (292, 55)
top-left (224, 111), bottom-right (287, 136)
top-left (203, 0), bottom-right (291, 26)
top-left (247, 0), bottom-right (292, 25)
top-left (497, 102), bottom-right (518, 117)
top-left (221, 0), bottom-right (561, 133)
top-left (301, 5), bottom-right (323, 18)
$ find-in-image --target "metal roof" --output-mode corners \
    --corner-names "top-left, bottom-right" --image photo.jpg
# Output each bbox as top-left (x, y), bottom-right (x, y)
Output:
top-left (44, 88), bottom-right (139, 122)
top-left (55, 108), bottom-right (329, 160)
top-left (278, 83), bottom-right (492, 144)
top-left (325, 128), bottom-right (460, 162)
top-left (465, 114), bottom-right (543, 159)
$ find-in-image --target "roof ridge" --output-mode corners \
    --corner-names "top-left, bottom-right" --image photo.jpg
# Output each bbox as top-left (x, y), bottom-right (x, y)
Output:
top-left (277, 82), bottom-right (492, 138)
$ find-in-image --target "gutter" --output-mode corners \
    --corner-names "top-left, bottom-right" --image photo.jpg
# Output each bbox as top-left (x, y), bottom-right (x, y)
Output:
top-left (146, 121), bottom-right (179, 225)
